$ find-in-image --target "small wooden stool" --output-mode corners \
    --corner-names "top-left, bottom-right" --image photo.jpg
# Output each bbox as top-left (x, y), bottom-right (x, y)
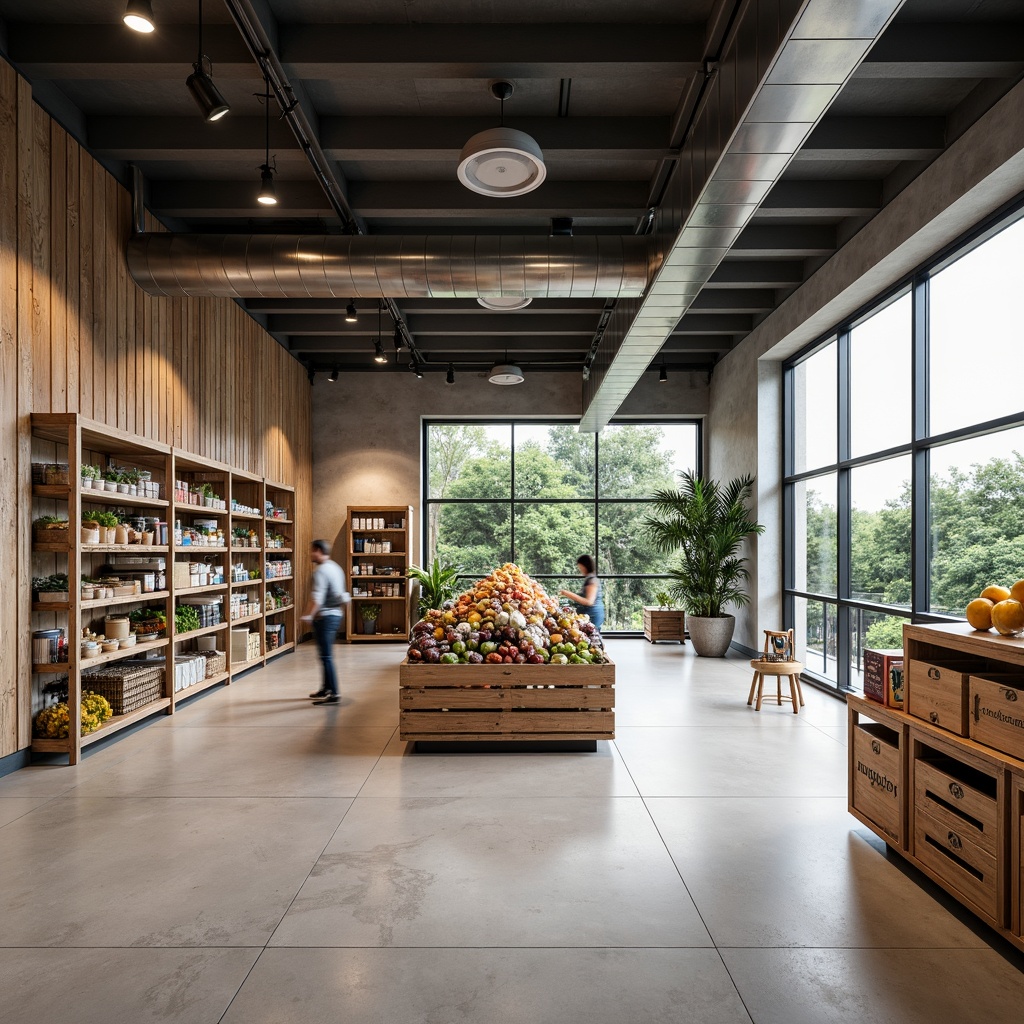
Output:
top-left (747, 629), bottom-right (805, 714)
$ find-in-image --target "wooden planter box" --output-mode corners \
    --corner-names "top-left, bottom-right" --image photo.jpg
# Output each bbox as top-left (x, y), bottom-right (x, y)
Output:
top-left (643, 607), bottom-right (686, 643)
top-left (399, 658), bottom-right (615, 743)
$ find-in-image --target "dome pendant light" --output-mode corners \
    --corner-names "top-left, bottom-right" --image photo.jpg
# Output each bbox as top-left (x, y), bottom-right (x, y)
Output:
top-left (186, 0), bottom-right (230, 122)
top-left (488, 363), bottom-right (525, 386)
top-left (256, 72), bottom-right (277, 206)
top-left (477, 296), bottom-right (533, 310)
top-left (458, 82), bottom-right (546, 198)
top-left (123, 0), bottom-right (155, 33)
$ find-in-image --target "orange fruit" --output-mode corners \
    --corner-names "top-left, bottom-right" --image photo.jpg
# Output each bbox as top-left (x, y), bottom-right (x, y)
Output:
top-left (991, 599), bottom-right (1024, 636)
top-left (965, 598), bottom-right (994, 631)
top-left (980, 585), bottom-right (1011, 603)
top-left (1010, 580), bottom-right (1024, 606)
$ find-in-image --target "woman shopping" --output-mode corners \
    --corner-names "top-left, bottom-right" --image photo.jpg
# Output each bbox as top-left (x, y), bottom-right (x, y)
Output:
top-left (559, 554), bottom-right (605, 631)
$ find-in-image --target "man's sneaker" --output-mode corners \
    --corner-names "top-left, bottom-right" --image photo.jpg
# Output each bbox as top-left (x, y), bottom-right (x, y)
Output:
top-left (309, 688), bottom-right (329, 698)
top-left (312, 693), bottom-right (339, 705)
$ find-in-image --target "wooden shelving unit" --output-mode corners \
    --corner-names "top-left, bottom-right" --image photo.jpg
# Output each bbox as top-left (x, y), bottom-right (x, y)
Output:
top-left (848, 622), bottom-right (1024, 955)
top-left (29, 413), bottom-right (301, 764)
top-left (264, 482), bottom-right (296, 657)
top-left (345, 505), bottom-right (413, 642)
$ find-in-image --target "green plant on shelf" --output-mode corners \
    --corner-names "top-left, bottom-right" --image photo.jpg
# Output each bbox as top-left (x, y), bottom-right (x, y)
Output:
top-left (174, 605), bottom-right (201, 634)
top-left (33, 514), bottom-right (69, 530)
top-left (33, 573), bottom-right (70, 593)
top-left (360, 603), bottom-right (381, 621)
top-left (248, 570), bottom-right (262, 580)
top-left (80, 464), bottom-right (100, 481)
top-left (86, 510), bottom-right (120, 528)
top-left (655, 591), bottom-right (673, 609)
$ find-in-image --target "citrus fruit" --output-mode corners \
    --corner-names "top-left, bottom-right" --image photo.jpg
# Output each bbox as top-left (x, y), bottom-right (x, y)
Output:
top-left (1010, 580), bottom-right (1024, 606)
top-left (991, 599), bottom-right (1024, 636)
top-left (965, 597), bottom-right (994, 631)
top-left (980, 585), bottom-right (1011, 603)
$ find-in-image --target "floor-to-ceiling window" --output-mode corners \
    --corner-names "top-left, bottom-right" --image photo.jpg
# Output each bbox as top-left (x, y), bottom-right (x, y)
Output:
top-left (423, 420), bottom-right (700, 631)
top-left (784, 204), bottom-right (1024, 692)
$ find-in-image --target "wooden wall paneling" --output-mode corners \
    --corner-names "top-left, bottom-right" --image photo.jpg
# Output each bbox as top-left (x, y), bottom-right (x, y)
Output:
top-left (65, 136), bottom-right (79, 414)
top-left (0, 60), bottom-right (17, 757)
top-left (78, 154), bottom-right (93, 421)
top-left (31, 103), bottom-right (50, 416)
top-left (93, 160), bottom-right (107, 425)
top-left (16, 75), bottom-right (34, 750)
top-left (49, 123), bottom-right (66, 413)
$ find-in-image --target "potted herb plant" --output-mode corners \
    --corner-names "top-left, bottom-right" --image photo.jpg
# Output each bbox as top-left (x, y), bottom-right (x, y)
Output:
top-left (80, 464), bottom-right (99, 489)
top-left (90, 509), bottom-right (120, 544)
top-left (406, 558), bottom-right (463, 615)
top-left (643, 472), bottom-right (764, 657)
top-left (361, 602), bottom-right (381, 635)
top-left (33, 515), bottom-right (70, 544)
top-left (32, 572), bottom-right (70, 603)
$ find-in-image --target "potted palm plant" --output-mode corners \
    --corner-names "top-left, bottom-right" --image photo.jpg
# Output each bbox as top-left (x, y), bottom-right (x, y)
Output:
top-left (643, 472), bottom-right (764, 657)
top-left (406, 557), bottom-right (463, 615)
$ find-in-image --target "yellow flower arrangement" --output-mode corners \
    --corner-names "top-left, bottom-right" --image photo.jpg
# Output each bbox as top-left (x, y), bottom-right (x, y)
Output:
top-left (33, 692), bottom-right (112, 738)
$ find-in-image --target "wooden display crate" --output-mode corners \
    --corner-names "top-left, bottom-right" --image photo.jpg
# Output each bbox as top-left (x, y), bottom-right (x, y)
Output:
top-left (399, 658), bottom-right (615, 742)
top-left (642, 607), bottom-right (686, 644)
top-left (969, 673), bottom-right (1024, 761)
top-left (847, 694), bottom-right (908, 849)
top-left (909, 727), bottom-right (1006, 928)
top-left (1012, 774), bottom-right (1024, 938)
top-left (907, 656), bottom-right (974, 735)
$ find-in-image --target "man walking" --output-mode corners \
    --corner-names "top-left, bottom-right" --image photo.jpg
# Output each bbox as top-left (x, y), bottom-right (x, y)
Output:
top-left (301, 539), bottom-right (349, 704)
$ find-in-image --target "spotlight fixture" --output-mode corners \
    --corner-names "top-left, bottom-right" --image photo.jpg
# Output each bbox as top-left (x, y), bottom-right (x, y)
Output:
top-left (329, 368), bottom-right (339, 383)
top-left (393, 323), bottom-right (405, 352)
top-left (186, 0), bottom-right (229, 121)
top-left (488, 363), bottom-right (525, 386)
top-left (659, 362), bottom-right (668, 383)
top-left (345, 301), bottom-right (358, 323)
top-left (413, 364), bottom-right (424, 379)
top-left (256, 72), bottom-right (277, 206)
top-left (123, 0), bottom-right (155, 33)
top-left (373, 303), bottom-right (387, 363)
top-left (477, 296), bottom-right (532, 310)
top-left (457, 81), bottom-right (546, 198)
top-left (446, 363), bottom-right (455, 385)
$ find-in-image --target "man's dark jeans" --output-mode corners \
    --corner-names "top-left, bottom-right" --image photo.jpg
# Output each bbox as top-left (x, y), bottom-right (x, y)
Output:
top-left (313, 611), bottom-right (342, 695)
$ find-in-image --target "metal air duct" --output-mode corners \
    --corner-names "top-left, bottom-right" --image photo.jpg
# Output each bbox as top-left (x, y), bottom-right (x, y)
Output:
top-left (126, 234), bottom-right (651, 300)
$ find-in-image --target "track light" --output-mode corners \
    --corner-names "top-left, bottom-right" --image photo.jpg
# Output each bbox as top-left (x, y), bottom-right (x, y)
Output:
top-left (393, 323), bottom-right (405, 351)
top-left (659, 363), bottom-right (668, 383)
top-left (374, 339), bottom-right (387, 364)
top-left (329, 368), bottom-right (339, 383)
top-left (123, 0), bottom-right (155, 33)
top-left (413, 363), bottom-right (424, 379)
top-left (187, 0), bottom-right (229, 121)
top-left (256, 73), bottom-right (277, 205)
top-left (446, 363), bottom-right (455, 385)
top-left (345, 301), bottom-right (358, 322)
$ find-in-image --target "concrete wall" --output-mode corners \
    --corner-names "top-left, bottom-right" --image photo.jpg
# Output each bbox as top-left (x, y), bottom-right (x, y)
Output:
top-left (312, 370), bottom-right (709, 563)
top-left (709, 75), bottom-right (1024, 653)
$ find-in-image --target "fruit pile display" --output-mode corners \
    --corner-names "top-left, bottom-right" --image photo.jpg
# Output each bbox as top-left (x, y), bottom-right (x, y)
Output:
top-left (406, 563), bottom-right (607, 665)
top-left (965, 580), bottom-right (1024, 636)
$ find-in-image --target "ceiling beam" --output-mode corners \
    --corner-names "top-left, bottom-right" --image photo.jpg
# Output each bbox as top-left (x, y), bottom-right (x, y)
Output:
top-left (148, 180), bottom-right (332, 218)
top-left (757, 180), bottom-right (882, 218)
top-left (674, 314), bottom-right (752, 335)
top-left (346, 181), bottom-right (650, 219)
top-left (796, 117), bottom-right (945, 162)
top-left (860, 23), bottom-right (1024, 79)
top-left (287, 337), bottom-right (592, 355)
top-left (270, 314), bottom-right (599, 336)
top-left (243, 298), bottom-right (606, 315)
top-left (5, 22), bottom-right (703, 79)
top-left (318, 117), bottom-right (672, 160)
top-left (704, 261), bottom-right (805, 289)
top-left (278, 23), bottom-right (705, 78)
top-left (88, 117), bottom-right (301, 161)
top-left (688, 290), bottom-right (776, 314)
top-left (730, 225), bottom-right (836, 258)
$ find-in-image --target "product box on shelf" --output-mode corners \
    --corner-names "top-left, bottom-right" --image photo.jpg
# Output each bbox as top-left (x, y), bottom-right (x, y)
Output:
top-left (266, 623), bottom-right (285, 649)
top-left (863, 648), bottom-right (903, 707)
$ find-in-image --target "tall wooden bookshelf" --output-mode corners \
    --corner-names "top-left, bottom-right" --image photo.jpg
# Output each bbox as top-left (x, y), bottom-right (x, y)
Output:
top-left (345, 505), bottom-right (413, 642)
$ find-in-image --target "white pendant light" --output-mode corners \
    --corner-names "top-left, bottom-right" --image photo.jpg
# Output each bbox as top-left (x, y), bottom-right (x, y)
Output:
top-left (477, 296), bottom-right (533, 310)
top-left (457, 82), bottom-right (545, 198)
top-left (488, 363), bottom-right (525, 386)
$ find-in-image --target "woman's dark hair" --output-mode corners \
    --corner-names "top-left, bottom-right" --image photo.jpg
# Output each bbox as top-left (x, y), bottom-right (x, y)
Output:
top-left (312, 539), bottom-right (331, 555)
top-left (576, 554), bottom-right (595, 574)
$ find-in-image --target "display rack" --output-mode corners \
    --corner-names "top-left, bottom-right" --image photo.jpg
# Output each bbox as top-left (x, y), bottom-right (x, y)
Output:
top-left (848, 621), bottom-right (1024, 954)
top-left (28, 414), bottom-right (301, 764)
top-left (263, 481), bottom-right (296, 659)
top-left (345, 505), bottom-right (413, 642)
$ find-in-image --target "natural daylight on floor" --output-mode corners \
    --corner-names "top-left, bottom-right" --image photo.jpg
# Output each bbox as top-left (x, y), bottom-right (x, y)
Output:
top-left (2, 639), bottom-right (1024, 1024)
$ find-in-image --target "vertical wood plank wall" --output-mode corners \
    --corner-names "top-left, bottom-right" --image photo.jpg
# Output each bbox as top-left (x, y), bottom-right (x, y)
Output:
top-left (0, 62), bottom-right (314, 758)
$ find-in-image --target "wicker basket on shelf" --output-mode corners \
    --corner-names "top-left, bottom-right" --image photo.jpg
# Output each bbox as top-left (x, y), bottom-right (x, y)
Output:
top-left (82, 665), bottom-right (163, 715)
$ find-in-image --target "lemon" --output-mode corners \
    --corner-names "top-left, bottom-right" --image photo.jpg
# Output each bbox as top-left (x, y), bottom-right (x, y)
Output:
top-left (980, 585), bottom-right (1012, 603)
top-left (965, 597), bottom-right (994, 631)
top-left (991, 599), bottom-right (1024, 636)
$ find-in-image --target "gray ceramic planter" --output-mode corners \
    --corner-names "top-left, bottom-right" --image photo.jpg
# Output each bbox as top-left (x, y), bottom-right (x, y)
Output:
top-left (686, 614), bottom-right (736, 657)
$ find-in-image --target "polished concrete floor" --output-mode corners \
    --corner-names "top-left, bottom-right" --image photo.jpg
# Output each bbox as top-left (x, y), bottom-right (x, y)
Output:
top-left (2, 639), bottom-right (1023, 1023)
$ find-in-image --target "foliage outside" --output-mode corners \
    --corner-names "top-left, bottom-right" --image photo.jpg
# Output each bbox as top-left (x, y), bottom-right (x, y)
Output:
top-left (642, 473), bottom-right (764, 617)
top-left (426, 423), bottom-right (697, 629)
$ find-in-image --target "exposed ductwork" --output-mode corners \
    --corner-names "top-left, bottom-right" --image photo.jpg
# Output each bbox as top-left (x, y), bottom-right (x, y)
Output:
top-left (126, 234), bottom-right (652, 300)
